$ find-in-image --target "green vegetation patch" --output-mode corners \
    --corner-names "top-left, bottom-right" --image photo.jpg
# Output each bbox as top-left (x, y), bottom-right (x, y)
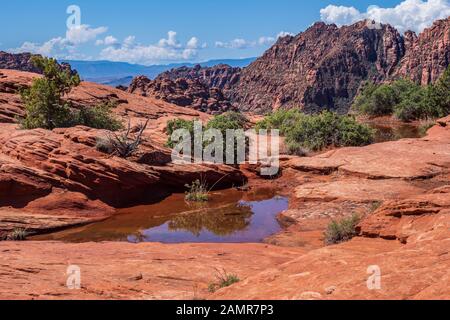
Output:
top-left (352, 66), bottom-right (450, 122)
top-left (20, 56), bottom-right (122, 131)
top-left (324, 214), bottom-right (361, 245)
top-left (256, 110), bottom-right (374, 152)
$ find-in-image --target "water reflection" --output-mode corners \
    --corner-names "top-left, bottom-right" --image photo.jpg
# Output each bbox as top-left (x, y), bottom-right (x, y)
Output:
top-left (167, 203), bottom-right (253, 237)
top-left (368, 123), bottom-right (422, 143)
top-left (34, 188), bottom-right (289, 244)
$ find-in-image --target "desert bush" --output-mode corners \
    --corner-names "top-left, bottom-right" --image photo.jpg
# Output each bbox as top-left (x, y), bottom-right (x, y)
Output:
top-left (20, 56), bottom-right (122, 131)
top-left (285, 111), bottom-right (374, 151)
top-left (206, 111), bottom-right (248, 132)
top-left (256, 110), bottom-right (373, 152)
top-left (77, 101), bottom-right (123, 131)
top-left (353, 68), bottom-right (450, 121)
top-left (353, 83), bottom-right (397, 116)
top-left (285, 140), bottom-right (309, 156)
top-left (98, 119), bottom-right (149, 158)
top-left (166, 118), bottom-right (196, 149)
top-left (185, 179), bottom-right (209, 202)
top-left (6, 228), bottom-right (29, 241)
top-left (208, 269), bottom-right (240, 293)
top-left (393, 86), bottom-right (428, 121)
top-left (255, 109), bottom-right (304, 134)
top-left (324, 214), bottom-right (361, 245)
top-left (166, 113), bottom-right (248, 163)
top-left (427, 66), bottom-right (450, 118)
top-left (206, 112), bottom-right (248, 163)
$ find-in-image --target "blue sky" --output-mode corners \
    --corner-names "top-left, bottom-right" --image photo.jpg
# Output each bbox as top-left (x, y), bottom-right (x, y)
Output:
top-left (0, 0), bottom-right (448, 65)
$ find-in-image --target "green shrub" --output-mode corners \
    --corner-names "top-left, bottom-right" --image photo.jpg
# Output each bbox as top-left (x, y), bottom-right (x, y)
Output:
top-left (427, 66), bottom-right (450, 118)
top-left (206, 112), bottom-right (247, 163)
top-left (393, 86), bottom-right (428, 121)
top-left (206, 111), bottom-right (248, 132)
top-left (185, 180), bottom-right (209, 202)
top-left (166, 118), bottom-right (196, 148)
top-left (166, 113), bottom-right (248, 163)
top-left (208, 269), bottom-right (240, 293)
top-left (285, 140), bottom-right (308, 156)
top-left (77, 102), bottom-right (123, 131)
top-left (353, 68), bottom-right (450, 121)
top-left (255, 109), bottom-right (304, 135)
top-left (285, 111), bottom-right (374, 151)
top-left (368, 84), bottom-right (396, 116)
top-left (20, 56), bottom-right (121, 131)
top-left (352, 82), bottom-right (394, 116)
top-left (256, 110), bottom-right (374, 152)
top-left (324, 214), bottom-right (361, 245)
top-left (20, 56), bottom-right (80, 130)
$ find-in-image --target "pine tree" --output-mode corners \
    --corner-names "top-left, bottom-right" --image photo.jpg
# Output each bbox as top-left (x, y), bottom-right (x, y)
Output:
top-left (20, 56), bottom-right (81, 129)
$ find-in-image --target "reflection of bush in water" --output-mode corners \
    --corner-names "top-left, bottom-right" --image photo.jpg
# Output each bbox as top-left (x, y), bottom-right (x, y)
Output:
top-left (167, 203), bottom-right (253, 237)
top-left (373, 125), bottom-right (420, 143)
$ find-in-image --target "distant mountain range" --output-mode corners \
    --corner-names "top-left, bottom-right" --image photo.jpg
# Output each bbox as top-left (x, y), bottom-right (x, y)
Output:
top-left (60, 58), bottom-right (256, 87)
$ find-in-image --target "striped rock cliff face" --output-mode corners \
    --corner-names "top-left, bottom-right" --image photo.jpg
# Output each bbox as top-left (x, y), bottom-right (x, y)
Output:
top-left (230, 21), bottom-right (406, 114)
top-left (392, 18), bottom-right (450, 85)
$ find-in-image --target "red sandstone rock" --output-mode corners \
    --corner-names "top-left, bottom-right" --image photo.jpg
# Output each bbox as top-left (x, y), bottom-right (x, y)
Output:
top-left (224, 18), bottom-right (448, 114)
top-left (0, 51), bottom-right (42, 74)
top-left (156, 64), bottom-right (242, 97)
top-left (230, 21), bottom-right (407, 113)
top-left (128, 75), bottom-right (235, 114)
top-left (392, 18), bottom-right (450, 85)
top-left (0, 242), bottom-right (303, 300)
top-left (0, 70), bottom-right (245, 233)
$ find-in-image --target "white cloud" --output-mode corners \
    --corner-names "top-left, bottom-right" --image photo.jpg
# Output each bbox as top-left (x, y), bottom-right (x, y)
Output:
top-left (10, 24), bottom-right (107, 59)
top-left (96, 35), bottom-right (119, 46)
top-left (158, 31), bottom-right (182, 48)
top-left (277, 31), bottom-right (295, 38)
top-left (65, 25), bottom-right (108, 45)
top-left (258, 36), bottom-right (276, 46)
top-left (320, 0), bottom-right (450, 33)
top-left (215, 38), bottom-right (255, 49)
top-left (99, 32), bottom-right (203, 65)
top-left (123, 36), bottom-right (136, 48)
top-left (217, 30), bottom-right (296, 50)
top-left (320, 5), bottom-right (363, 26)
top-left (186, 37), bottom-right (199, 49)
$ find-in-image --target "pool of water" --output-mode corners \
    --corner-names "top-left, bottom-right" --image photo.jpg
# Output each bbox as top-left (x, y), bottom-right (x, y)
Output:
top-left (369, 123), bottom-right (422, 143)
top-left (33, 188), bottom-right (288, 244)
